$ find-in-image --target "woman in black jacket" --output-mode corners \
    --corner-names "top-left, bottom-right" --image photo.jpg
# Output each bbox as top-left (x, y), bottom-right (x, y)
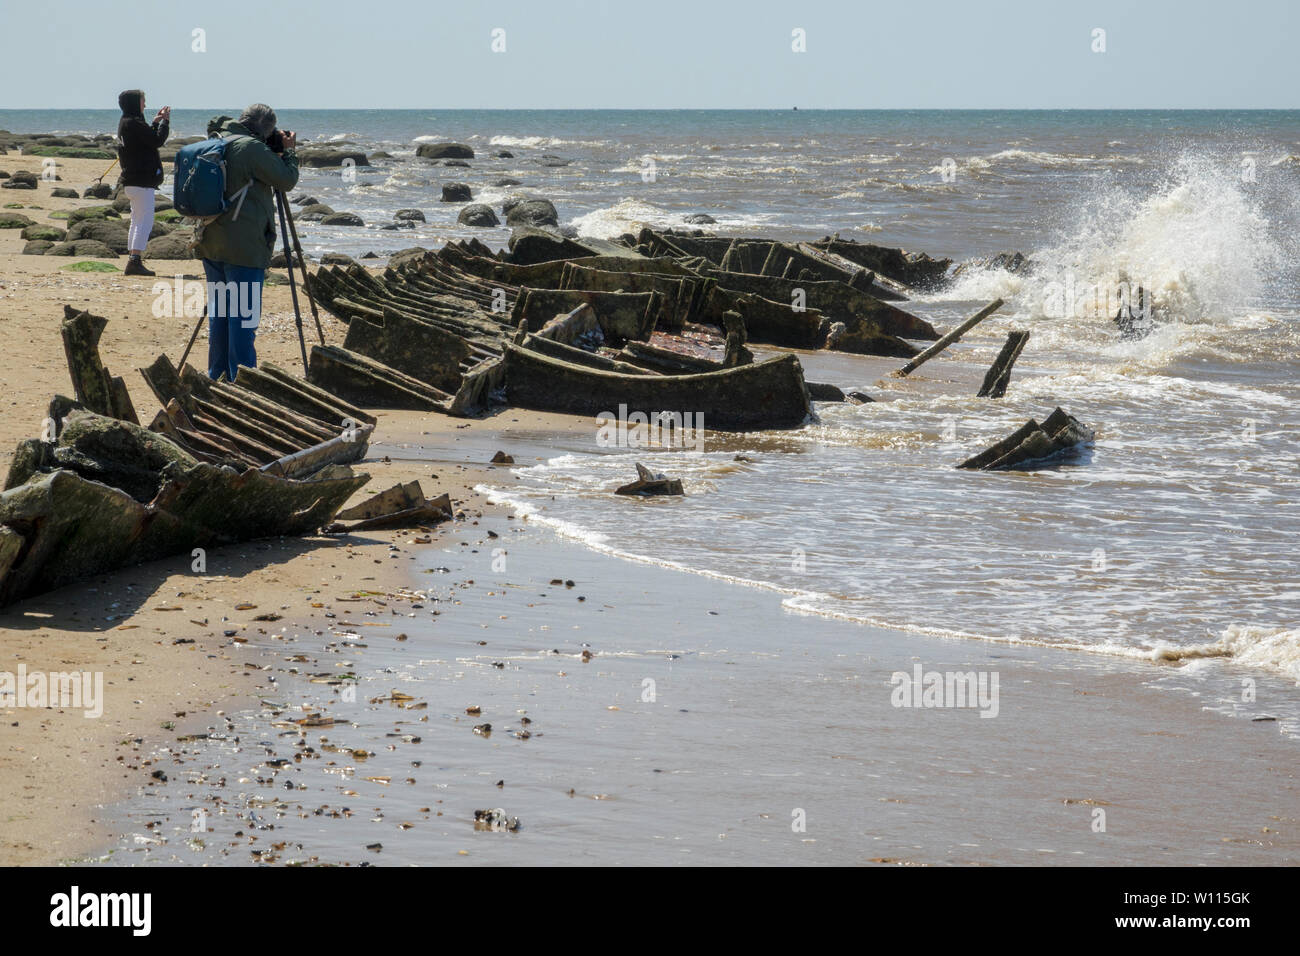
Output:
top-left (116, 89), bottom-right (170, 276)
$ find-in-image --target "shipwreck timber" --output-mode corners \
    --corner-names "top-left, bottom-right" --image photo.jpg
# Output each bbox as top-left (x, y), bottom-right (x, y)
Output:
top-left (502, 341), bottom-right (811, 431)
top-left (0, 308), bottom-right (380, 607)
top-left (957, 408), bottom-right (1095, 471)
top-left (298, 228), bottom-right (953, 428)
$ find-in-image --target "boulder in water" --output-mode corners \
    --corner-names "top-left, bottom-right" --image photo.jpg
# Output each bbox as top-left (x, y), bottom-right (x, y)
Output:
top-left (505, 198), bottom-right (558, 228)
top-left (416, 142), bottom-right (474, 160)
top-left (298, 148), bottom-right (369, 168)
top-left (441, 183), bottom-right (472, 203)
top-left (295, 203), bottom-right (335, 221)
top-left (457, 203), bottom-right (499, 227)
top-left (320, 212), bottom-right (365, 227)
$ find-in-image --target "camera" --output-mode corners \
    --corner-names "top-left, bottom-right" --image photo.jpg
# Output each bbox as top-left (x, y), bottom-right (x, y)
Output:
top-left (267, 128), bottom-right (293, 153)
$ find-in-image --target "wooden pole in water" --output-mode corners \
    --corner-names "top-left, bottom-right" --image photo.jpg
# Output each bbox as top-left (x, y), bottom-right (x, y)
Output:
top-left (893, 298), bottom-right (1004, 377)
top-left (976, 329), bottom-right (1030, 398)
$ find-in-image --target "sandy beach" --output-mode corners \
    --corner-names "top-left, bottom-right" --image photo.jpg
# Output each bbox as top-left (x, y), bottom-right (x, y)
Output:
top-left (2, 151), bottom-right (1298, 868)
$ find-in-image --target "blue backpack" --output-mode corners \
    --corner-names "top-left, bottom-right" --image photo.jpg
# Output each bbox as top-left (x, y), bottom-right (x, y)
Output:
top-left (173, 136), bottom-right (251, 222)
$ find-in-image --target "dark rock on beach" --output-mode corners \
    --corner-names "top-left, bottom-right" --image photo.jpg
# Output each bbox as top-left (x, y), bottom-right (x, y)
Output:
top-left (68, 219), bottom-right (169, 254)
top-left (143, 230), bottom-right (194, 259)
top-left (82, 182), bottom-right (114, 199)
top-left (65, 205), bottom-right (119, 225)
top-left (441, 183), bottom-right (472, 203)
top-left (321, 252), bottom-right (358, 267)
top-left (22, 239), bottom-right (54, 255)
top-left (494, 150), bottom-right (514, 158)
top-left (380, 219), bottom-right (416, 230)
top-left (50, 187), bottom-right (79, 199)
top-left (416, 142), bottom-right (474, 160)
top-left (0, 212), bottom-right (34, 228)
top-left (457, 203), bottom-right (499, 227)
top-left (684, 213), bottom-right (717, 225)
top-left (443, 159), bottom-right (470, 168)
top-left (394, 208), bottom-right (426, 222)
top-left (21, 224), bottom-right (65, 241)
top-left (46, 239), bottom-right (116, 258)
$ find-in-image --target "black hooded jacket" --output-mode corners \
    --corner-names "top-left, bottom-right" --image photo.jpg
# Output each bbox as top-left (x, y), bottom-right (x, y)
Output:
top-left (116, 90), bottom-right (169, 188)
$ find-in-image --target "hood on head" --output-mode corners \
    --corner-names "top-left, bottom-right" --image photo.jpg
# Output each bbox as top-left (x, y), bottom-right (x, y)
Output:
top-left (118, 89), bottom-right (145, 117)
top-left (207, 114), bottom-right (235, 138)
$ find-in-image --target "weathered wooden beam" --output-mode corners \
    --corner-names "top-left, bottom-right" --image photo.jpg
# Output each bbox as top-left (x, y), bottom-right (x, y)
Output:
top-left (62, 306), bottom-right (137, 421)
top-left (235, 362), bottom-right (377, 427)
top-left (307, 345), bottom-right (451, 411)
top-left (894, 299), bottom-right (1004, 377)
top-left (260, 425), bottom-right (374, 479)
top-left (976, 330), bottom-right (1031, 398)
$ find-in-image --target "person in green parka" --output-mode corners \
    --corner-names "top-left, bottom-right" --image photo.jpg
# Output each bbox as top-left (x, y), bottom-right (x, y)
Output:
top-left (195, 104), bottom-right (299, 381)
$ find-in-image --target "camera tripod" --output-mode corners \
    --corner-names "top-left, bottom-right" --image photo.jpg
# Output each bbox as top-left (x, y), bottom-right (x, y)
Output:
top-left (176, 189), bottom-right (325, 376)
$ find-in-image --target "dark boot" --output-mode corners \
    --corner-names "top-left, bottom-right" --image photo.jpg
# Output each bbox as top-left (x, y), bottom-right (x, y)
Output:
top-left (124, 254), bottom-right (154, 277)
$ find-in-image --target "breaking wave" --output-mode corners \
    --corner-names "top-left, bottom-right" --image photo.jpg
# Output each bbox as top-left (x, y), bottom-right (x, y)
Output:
top-left (487, 134), bottom-right (608, 149)
top-left (943, 153), bottom-right (1289, 329)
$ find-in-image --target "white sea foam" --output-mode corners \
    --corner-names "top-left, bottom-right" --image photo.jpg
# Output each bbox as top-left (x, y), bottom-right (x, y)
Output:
top-left (567, 198), bottom-right (770, 238)
top-left (942, 153), bottom-right (1286, 333)
top-left (487, 134), bottom-right (609, 149)
top-left (480, 480), bottom-right (1300, 687)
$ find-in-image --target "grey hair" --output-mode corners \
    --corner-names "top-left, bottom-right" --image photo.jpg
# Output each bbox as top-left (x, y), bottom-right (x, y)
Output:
top-left (239, 103), bottom-right (277, 140)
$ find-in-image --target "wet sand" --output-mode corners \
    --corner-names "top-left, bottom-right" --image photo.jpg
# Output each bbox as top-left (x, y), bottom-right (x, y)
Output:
top-left (88, 499), bottom-right (1300, 866)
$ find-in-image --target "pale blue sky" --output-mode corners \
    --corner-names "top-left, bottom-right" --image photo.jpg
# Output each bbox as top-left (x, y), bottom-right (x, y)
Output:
top-left (1, 0), bottom-right (1295, 109)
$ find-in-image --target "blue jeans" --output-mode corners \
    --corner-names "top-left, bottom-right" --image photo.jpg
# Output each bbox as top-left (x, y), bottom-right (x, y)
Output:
top-left (202, 259), bottom-right (265, 382)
